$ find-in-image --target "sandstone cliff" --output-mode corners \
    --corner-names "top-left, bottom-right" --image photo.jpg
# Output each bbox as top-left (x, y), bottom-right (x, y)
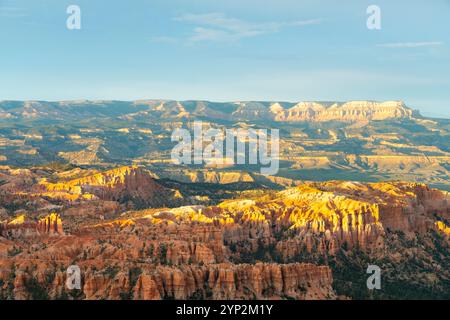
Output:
top-left (0, 213), bottom-right (64, 238)
top-left (270, 101), bottom-right (413, 122)
top-left (38, 166), bottom-right (184, 208)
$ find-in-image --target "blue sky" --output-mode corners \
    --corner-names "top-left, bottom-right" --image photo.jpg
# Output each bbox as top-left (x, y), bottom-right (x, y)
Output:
top-left (1, 0), bottom-right (450, 117)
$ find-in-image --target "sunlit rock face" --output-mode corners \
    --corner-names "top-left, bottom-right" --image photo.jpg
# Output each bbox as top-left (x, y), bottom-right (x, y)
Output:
top-left (270, 101), bottom-right (413, 122)
top-left (210, 181), bottom-right (449, 257)
top-left (0, 213), bottom-right (64, 238)
top-left (229, 100), bottom-right (413, 122)
top-left (37, 213), bottom-right (64, 235)
top-left (37, 166), bottom-right (184, 207)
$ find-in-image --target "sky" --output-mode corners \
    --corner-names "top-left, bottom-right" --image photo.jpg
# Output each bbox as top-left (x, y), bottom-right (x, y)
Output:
top-left (1, 0), bottom-right (450, 117)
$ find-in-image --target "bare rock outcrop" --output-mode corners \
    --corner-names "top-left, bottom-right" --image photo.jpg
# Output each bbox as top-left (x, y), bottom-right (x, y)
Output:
top-left (38, 166), bottom-right (184, 207)
top-left (0, 213), bottom-right (64, 238)
top-left (37, 213), bottom-right (64, 235)
top-left (271, 101), bottom-right (413, 122)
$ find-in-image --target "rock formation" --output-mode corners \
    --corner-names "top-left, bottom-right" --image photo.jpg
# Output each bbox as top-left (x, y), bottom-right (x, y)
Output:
top-left (271, 101), bottom-right (413, 122)
top-left (0, 213), bottom-right (64, 238)
top-left (37, 213), bottom-right (64, 235)
top-left (0, 179), bottom-right (449, 300)
top-left (38, 166), bottom-right (184, 208)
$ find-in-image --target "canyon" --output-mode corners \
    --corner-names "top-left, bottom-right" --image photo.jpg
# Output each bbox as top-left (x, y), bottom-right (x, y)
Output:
top-left (0, 165), bottom-right (448, 299)
top-left (0, 100), bottom-right (449, 300)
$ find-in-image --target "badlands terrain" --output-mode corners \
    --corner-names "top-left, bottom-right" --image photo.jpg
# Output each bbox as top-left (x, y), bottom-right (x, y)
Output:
top-left (1, 100), bottom-right (450, 190)
top-left (0, 165), bottom-right (449, 300)
top-left (0, 100), bottom-right (449, 300)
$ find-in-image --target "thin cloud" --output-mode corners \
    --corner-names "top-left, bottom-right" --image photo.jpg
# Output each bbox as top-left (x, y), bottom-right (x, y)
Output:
top-left (0, 6), bottom-right (27, 18)
top-left (169, 12), bottom-right (322, 43)
top-left (150, 36), bottom-right (179, 44)
top-left (377, 41), bottom-right (444, 48)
